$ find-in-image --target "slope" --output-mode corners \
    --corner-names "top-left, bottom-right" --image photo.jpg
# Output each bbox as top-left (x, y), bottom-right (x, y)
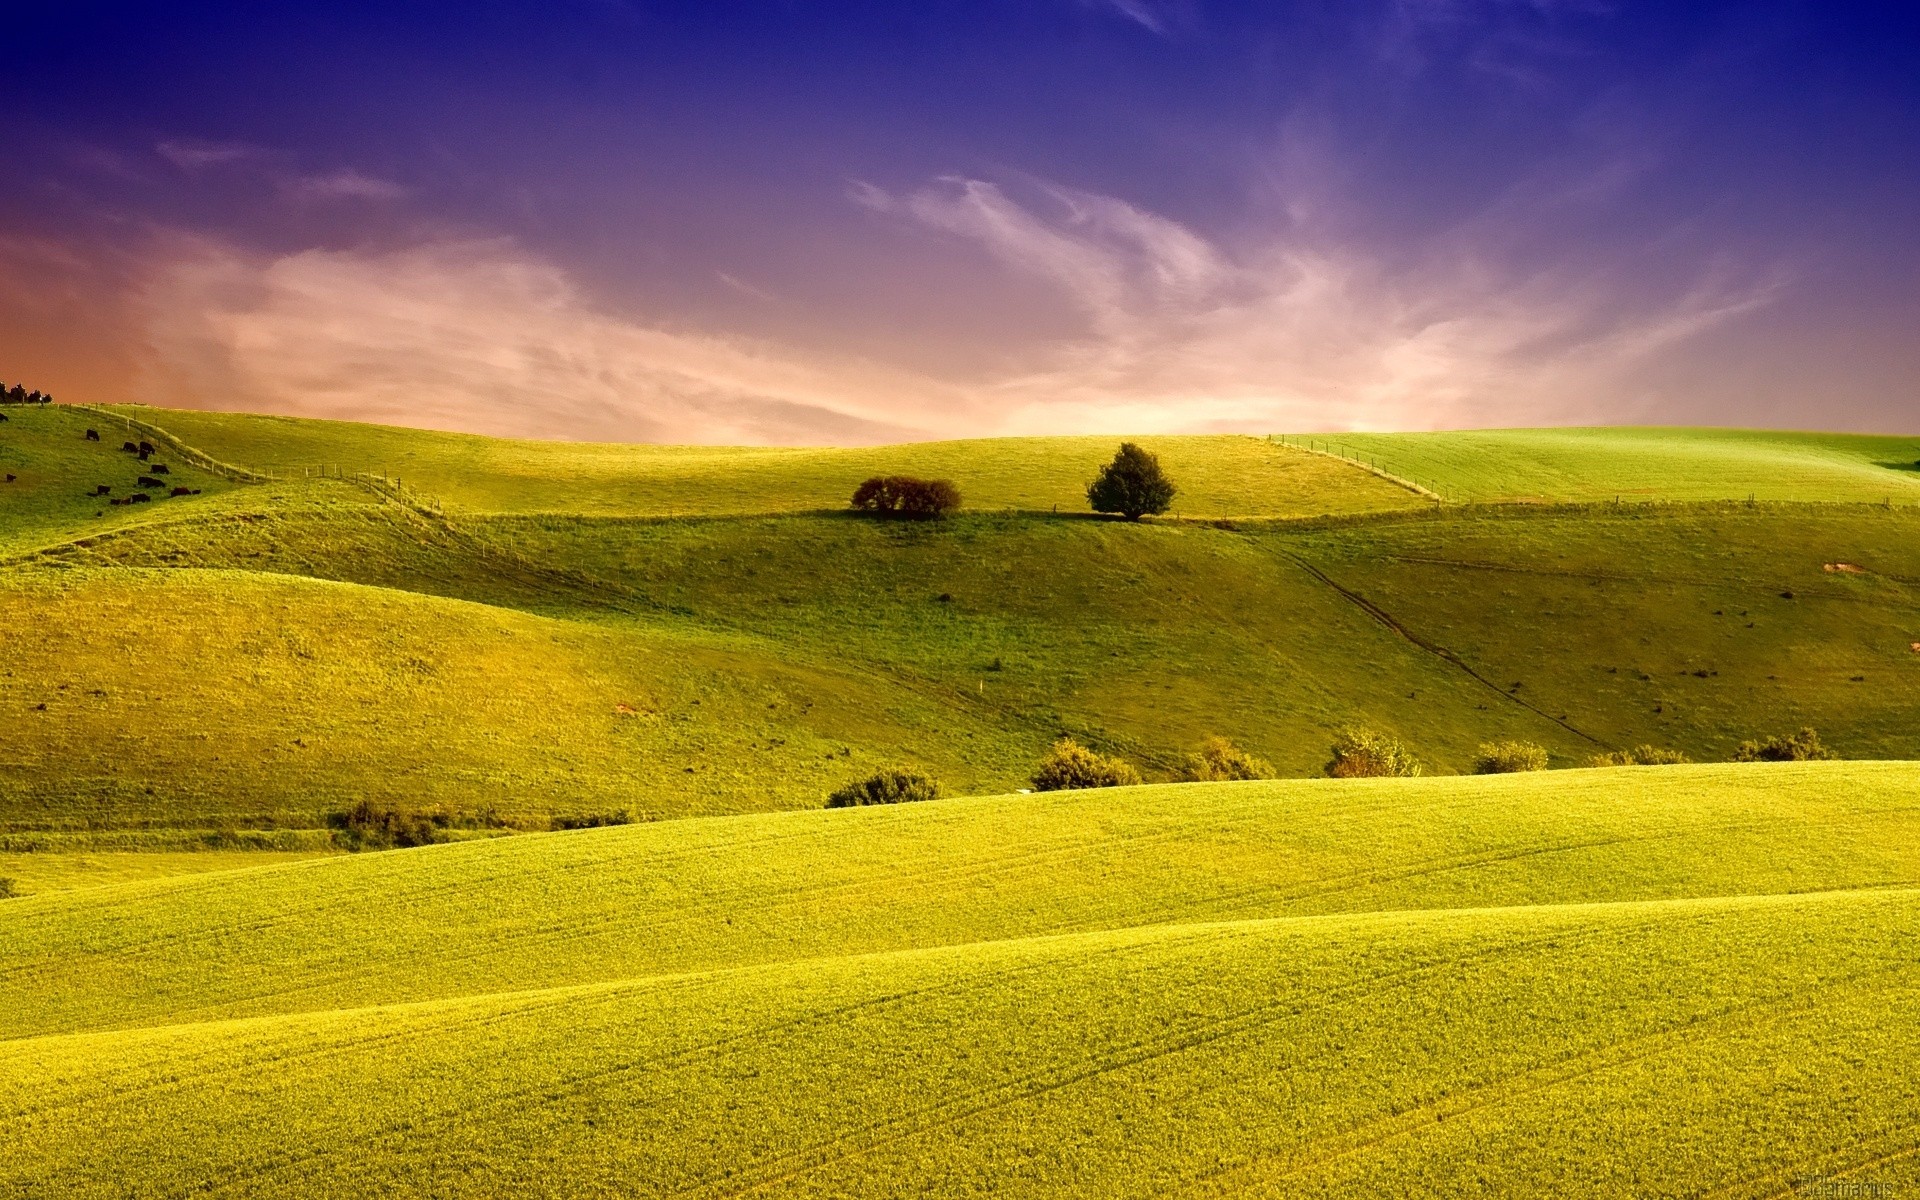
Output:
top-left (113, 405), bottom-right (1428, 517)
top-left (0, 404), bottom-right (237, 555)
top-left (3, 762), bottom-right (1916, 1040)
top-left (5, 749), bottom-right (1917, 1196)
top-left (0, 567), bottom-right (1023, 833)
top-left (1326, 426), bottom-right (1920, 504)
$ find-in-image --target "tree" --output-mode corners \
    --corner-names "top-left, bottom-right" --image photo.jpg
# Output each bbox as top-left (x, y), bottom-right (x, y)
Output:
top-left (1472, 740), bottom-right (1549, 774)
top-left (1087, 442), bottom-right (1176, 520)
top-left (1325, 728), bottom-right (1422, 778)
top-left (826, 768), bottom-right (942, 808)
top-left (850, 476), bottom-right (961, 519)
top-left (1732, 727), bottom-right (1835, 763)
top-left (1031, 738), bottom-right (1141, 791)
top-left (1180, 736), bottom-right (1275, 782)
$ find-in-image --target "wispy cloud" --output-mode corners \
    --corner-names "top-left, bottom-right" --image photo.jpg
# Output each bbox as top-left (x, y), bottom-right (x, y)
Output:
top-left (136, 237), bottom-right (961, 444)
top-left (157, 139), bottom-right (260, 172)
top-left (1079, 0), bottom-right (1190, 36)
top-left (156, 139), bottom-right (407, 207)
top-left (284, 169), bottom-right (409, 204)
top-left (858, 174), bottom-right (1782, 435)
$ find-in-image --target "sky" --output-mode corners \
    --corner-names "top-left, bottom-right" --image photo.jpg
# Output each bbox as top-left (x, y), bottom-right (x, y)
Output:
top-left (2, 1), bottom-right (1918, 444)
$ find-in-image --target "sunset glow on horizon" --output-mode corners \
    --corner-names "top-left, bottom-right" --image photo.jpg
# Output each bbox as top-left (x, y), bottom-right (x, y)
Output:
top-left (4, 2), bottom-right (1918, 444)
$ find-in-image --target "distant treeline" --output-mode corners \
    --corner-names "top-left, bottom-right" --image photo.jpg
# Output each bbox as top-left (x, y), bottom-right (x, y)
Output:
top-left (0, 383), bottom-right (55, 405)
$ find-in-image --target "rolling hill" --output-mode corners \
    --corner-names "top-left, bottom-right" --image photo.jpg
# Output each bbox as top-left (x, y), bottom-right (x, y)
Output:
top-left (6, 405), bottom-right (1920, 848)
top-left (1, 765), bottom-right (1916, 1196)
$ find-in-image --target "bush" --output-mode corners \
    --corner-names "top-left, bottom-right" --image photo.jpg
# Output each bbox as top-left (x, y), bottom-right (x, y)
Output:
top-left (1086, 442), bottom-right (1176, 520)
top-left (827, 768), bottom-right (942, 808)
top-left (850, 476), bottom-right (961, 519)
top-left (0, 878), bottom-right (17, 900)
top-left (327, 801), bottom-right (460, 850)
top-left (1588, 745), bottom-right (1692, 767)
top-left (550, 810), bottom-right (633, 830)
top-left (1180, 736), bottom-right (1275, 782)
top-left (1732, 727), bottom-right (1836, 763)
top-left (1031, 738), bottom-right (1142, 791)
top-left (1325, 728), bottom-right (1422, 778)
top-left (1472, 740), bottom-right (1549, 774)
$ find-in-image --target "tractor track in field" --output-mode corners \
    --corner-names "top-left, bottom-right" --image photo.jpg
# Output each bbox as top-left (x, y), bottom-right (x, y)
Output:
top-left (1283, 552), bottom-right (1607, 746)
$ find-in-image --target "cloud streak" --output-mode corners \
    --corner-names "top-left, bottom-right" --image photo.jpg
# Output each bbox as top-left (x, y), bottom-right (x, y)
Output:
top-left (131, 178), bottom-right (1776, 444)
top-left (136, 238), bottom-right (963, 444)
top-left (864, 176), bottom-right (1782, 435)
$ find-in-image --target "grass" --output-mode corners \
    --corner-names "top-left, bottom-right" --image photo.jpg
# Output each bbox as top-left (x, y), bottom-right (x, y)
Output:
top-left (0, 849), bottom-right (334, 897)
top-left (1, 764), bottom-right (1917, 1195)
top-left (0, 404), bottom-right (237, 555)
top-left (9, 409), bottom-right (1920, 835)
top-left (114, 405), bottom-right (1429, 517)
top-left (2, 761), bottom-right (1915, 1037)
top-left (1321, 426), bottom-right (1920, 504)
top-left (7, 401), bottom-right (1920, 1193)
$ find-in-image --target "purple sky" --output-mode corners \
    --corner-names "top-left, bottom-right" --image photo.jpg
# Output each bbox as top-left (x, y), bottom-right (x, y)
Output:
top-left (3, 1), bottom-right (1918, 442)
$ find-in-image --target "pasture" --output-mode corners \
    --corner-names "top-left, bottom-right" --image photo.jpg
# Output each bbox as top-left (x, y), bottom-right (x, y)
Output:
top-left (5, 407), bottom-right (1920, 847)
top-left (1, 764), bottom-right (1917, 1196)
top-left (1322, 426), bottom-right (1920, 504)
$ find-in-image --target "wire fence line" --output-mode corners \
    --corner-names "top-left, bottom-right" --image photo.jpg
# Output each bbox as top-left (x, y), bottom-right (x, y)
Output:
top-left (1268, 433), bottom-right (1457, 503)
top-left (68, 405), bottom-right (268, 484)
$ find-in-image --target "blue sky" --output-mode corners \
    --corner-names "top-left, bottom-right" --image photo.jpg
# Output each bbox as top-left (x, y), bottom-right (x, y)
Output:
top-left (3, 1), bottom-right (1917, 441)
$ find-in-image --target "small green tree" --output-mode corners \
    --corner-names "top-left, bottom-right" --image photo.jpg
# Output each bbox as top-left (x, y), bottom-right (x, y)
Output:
top-left (1472, 740), bottom-right (1549, 774)
top-left (1181, 736), bottom-right (1276, 782)
top-left (1588, 745), bottom-right (1692, 767)
top-left (826, 768), bottom-right (941, 808)
top-left (1325, 728), bottom-right (1422, 778)
top-left (1732, 727), bottom-right (1836, 763)
top-left (1087, 442), bottom-right (1176, 520)
top-left (1031, 738), bottom-right (1142, 791)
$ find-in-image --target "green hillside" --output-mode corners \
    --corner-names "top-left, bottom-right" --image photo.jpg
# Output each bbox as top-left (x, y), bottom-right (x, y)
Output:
top-left (2, 765), bottom-right (1917, 1196)
top-left (0, 404), bottom-right (238, 555)
top-left (114, 405), bottom-right (1427, 517)
top-left (1321, 426), bottom-right (1920, 504)
top-left (7, 407), bottom-right (1920, 843)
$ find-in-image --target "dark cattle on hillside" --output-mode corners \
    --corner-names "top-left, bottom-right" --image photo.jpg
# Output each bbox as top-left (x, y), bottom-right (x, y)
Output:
top-left (4, 474), bottom-right (14, 482)
top-left (138, 441), bottom-right (154, 455)
top-left (93, 485), bottom-right (111, 496)
top-left (170, 486), bottom-right (192, 497)
top-left (138, 476), bottom-right (163, 488)
top-left (129, 493), bottom-right (151, 503)
top-left (122, 441), bottom-right (137, 452)
top-left (151, 463), bottom-right (169, 474)
top-left (85, 429), bottom-right (99, 441)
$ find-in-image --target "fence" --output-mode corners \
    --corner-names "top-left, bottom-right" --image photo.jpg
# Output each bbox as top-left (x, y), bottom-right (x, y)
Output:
top-left (67, 405), bottom-right (267, 484)
top-left (1269, 433), bottom-right (1456, 503)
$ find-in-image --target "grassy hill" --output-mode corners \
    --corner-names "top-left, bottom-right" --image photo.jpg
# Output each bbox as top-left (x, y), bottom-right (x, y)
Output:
top-left (3, 765), bottom-right (1917, 1196)
top-left (7, 407), bottom-right (1920, 844)
top-left (6, 406), bottom-right (1920, 1194)
top-left (114, 405), bottom-right (1428, 517)
top-left (1320, 426), bottom-right (1920, 504)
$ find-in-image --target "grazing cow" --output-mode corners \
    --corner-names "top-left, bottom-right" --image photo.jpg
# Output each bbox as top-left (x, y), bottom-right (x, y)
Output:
top-left (85, 429), bottom-right (100, 441)
top-left (129, 493), bottom-right (151, 503)
top-left (122, 441), bottom-right (138, 452)
top-left (94, 485), bottom-right (112, 496)
top-left (150, 463), bottom-right (169, 474)
top-left (138, 441), bottom-right (154, 455)
top-left (4, 473), bottom-right (14, 483)
top-left (110, 498), bottom-right (124, 506)
top-left (138, 475), bottom-right (163, 488)
top-left (171, 486), bottom-right (192, 497)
